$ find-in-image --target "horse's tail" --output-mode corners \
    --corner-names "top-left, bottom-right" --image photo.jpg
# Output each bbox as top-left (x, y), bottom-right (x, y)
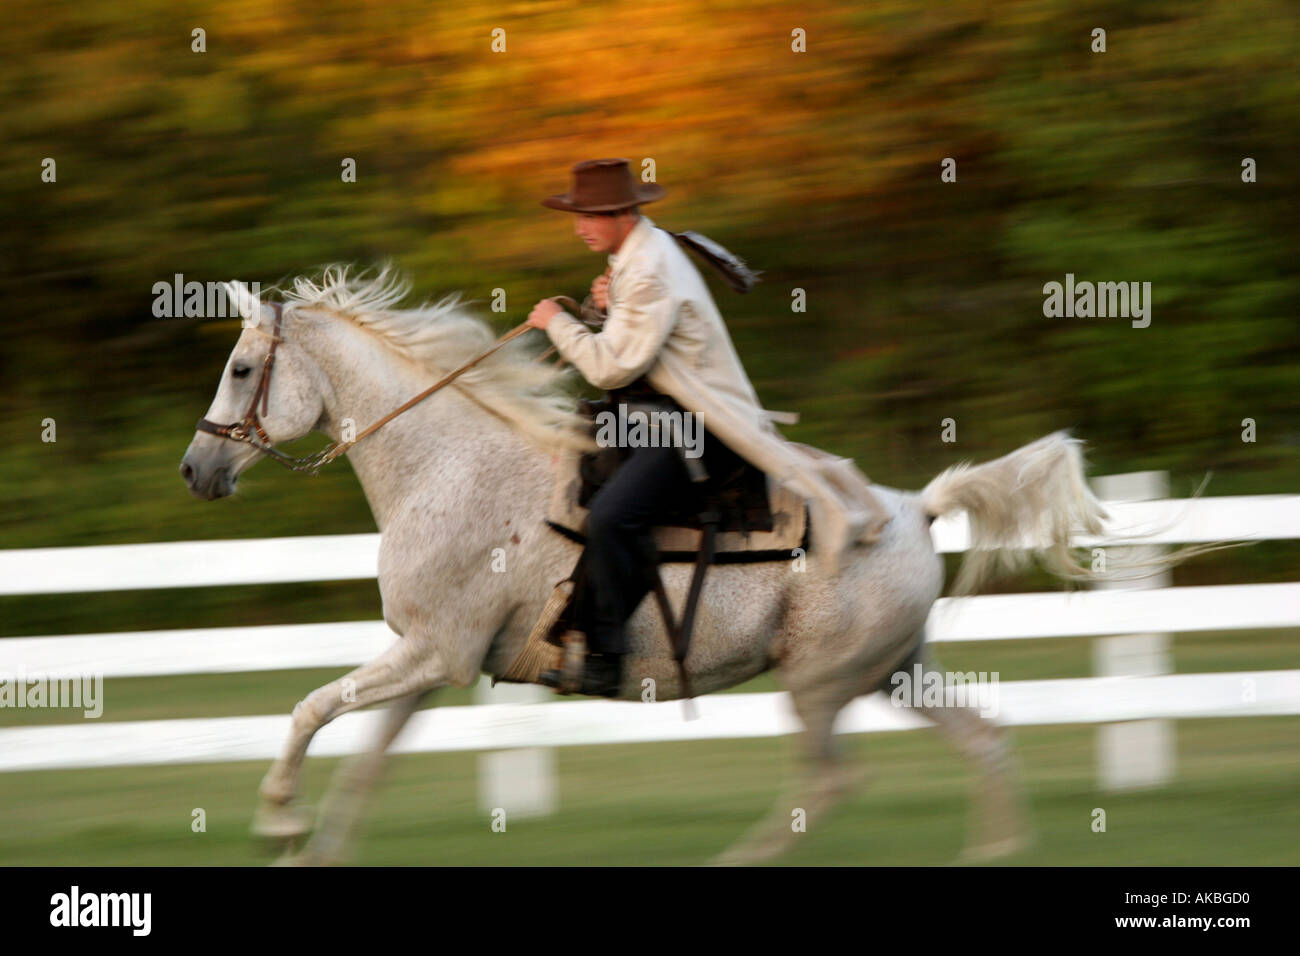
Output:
top-left (919, 430), bottom-right (1109, 596)
top-left (919, 430), bottom-right (1244, 597)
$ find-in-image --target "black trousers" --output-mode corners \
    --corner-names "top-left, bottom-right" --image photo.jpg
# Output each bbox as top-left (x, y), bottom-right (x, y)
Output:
top-left (577, 440), bottom-right (698, 656)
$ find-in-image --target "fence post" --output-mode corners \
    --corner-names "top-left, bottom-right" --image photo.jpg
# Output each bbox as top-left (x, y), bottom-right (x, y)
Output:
top-left (474, 677), bottom-right (556, 819)
top-left (1091, 471), bottom-right (1174, 791)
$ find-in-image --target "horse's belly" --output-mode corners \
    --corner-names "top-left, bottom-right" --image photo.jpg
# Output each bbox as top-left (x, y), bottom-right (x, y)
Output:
top-left (620, 562), bottom-right (786, 699)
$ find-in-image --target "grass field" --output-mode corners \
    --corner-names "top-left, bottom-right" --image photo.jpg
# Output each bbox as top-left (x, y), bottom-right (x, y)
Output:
top-left (0, 627), bottom-right (1296, 866)
top-left (0, 717), bottom-right (1296, 866)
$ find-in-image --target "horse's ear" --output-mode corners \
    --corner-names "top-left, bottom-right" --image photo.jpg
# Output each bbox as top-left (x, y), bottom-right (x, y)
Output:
top-left (223, 281), bottom-right (265, 327)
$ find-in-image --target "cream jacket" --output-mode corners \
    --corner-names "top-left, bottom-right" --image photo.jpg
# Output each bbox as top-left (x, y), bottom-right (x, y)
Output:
top-left (545, 214), bottom-right (889, 571)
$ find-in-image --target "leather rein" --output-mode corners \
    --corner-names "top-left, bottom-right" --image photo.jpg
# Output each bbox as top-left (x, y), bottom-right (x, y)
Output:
top-left (196, 301), bottom-right (542, 475)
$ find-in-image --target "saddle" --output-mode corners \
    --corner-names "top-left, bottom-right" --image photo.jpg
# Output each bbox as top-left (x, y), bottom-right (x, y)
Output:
top-left (499, 388), bottom-right (809, 701)
top-left (544, 393), bottom-right (808, 561)
top-left (577, 395), bottom-right (770, 521)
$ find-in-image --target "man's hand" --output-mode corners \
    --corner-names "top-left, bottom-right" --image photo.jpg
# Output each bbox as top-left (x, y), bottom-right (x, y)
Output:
top-left (591, 269), bottom-right (611, 311)
top-left (527, 298), bottom-right (563, 331)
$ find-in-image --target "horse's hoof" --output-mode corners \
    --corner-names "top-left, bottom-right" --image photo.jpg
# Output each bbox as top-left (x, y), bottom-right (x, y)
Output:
top-left (705, 846), bottom-right (747, 867)
top-left (707, 836), bottom-right (792, 867)
top-left (251, 802), bottom-right (315, 847)
top-left (270, 844), bottom-right (340, 867)
top-left (955, 831), bottom-right (1032, 864)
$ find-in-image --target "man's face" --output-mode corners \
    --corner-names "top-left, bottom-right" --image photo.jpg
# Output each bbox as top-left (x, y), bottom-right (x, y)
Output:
top-left (574, 210), bottom-right (636, 253)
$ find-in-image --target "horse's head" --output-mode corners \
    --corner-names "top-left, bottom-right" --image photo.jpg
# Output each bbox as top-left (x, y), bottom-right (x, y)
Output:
top-left (180, 282), bottom-right (326, 500)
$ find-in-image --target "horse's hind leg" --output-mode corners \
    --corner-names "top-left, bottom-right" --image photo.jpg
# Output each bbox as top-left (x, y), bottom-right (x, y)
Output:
top-left (904, 646), bottom-right (1033, 861)
top-left (710, 664), bottom-right (864, 866)
top-left (274, 689), bottom-right (434, 866)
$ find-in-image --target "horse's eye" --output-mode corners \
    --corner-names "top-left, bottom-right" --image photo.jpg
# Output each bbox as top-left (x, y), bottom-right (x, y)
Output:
top-left (232, 364), bottom-right (251, 379)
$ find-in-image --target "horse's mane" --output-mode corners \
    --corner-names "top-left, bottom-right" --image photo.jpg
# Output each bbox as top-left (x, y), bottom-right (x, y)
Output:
top-left (270, 264), bottom-right (595, 454)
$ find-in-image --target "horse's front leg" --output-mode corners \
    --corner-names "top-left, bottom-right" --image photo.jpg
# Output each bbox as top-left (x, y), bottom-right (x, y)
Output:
top-left (253, 634), bottom-right (443, 841)
top-left (276, 688), bottom-right (434, 865)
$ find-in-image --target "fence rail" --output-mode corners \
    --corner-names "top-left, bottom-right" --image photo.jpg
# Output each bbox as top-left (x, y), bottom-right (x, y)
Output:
top-left (3, 495), bottom-right (1296, 595)
top-left (2, 582), bottom-right (1297, 679)
top-left (1, 671), bottom-right (1297, 774)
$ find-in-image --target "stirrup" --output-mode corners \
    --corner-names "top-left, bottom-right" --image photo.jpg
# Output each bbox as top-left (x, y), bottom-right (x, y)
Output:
top-left (495, 579), bottom-right (573, 686)
top-left (537, 630), bottom-right (589, 694)
top-left (558, 630), bottom-right (587, 694)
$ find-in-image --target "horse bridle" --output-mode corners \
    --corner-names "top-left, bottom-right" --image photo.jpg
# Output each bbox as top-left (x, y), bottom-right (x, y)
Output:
top-left (194, 302), bottom-right (332, 472)
top-left (197, 302), bottom-right (284, 446)
top-left (195, 299), bottom-right (549, 475)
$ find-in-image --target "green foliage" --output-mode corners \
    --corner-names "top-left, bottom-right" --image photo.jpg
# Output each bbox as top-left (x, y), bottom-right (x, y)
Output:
top-left (1, 0), bottom-right (1296, 564)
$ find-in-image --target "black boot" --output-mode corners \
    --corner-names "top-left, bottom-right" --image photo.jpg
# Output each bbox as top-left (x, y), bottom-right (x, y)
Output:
top-left (539, 652), bottom-right (623, 698)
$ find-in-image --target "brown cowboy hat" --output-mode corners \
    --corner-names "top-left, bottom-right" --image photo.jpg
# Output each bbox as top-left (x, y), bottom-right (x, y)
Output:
top-left (541, 158), bottom-right (666, 213)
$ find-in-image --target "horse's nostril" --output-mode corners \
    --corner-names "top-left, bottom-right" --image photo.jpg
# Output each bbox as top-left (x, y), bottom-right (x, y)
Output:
top-left (180, 461), bottom-right (194, 483)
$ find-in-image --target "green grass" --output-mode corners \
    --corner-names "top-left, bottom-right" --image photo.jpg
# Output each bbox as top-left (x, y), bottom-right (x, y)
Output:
top-left (0, 717), bottom-right (1295, 865)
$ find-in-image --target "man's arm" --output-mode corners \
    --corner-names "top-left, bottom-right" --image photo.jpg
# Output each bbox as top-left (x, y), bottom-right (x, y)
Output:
top-left (544, 270), bottom-right (678, 390)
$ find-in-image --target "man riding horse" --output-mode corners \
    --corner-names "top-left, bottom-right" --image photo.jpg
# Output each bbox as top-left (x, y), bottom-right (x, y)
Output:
top-left (527, 158), bottom-right (890, 697)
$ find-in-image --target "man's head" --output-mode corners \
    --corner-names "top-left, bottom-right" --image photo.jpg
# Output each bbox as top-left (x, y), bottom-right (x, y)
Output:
top-left (541, 158), bottom-right (664, 254)
top-left (574, 207), bottom-right (640, 254)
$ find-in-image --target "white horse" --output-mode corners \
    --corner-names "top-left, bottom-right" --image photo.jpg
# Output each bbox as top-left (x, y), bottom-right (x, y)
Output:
top-left (180, 266), bottom-right (1110, 865)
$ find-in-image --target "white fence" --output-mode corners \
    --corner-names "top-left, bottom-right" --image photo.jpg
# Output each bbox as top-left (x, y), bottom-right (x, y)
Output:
top-left (1, 490), bottom-right (1297, 780)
